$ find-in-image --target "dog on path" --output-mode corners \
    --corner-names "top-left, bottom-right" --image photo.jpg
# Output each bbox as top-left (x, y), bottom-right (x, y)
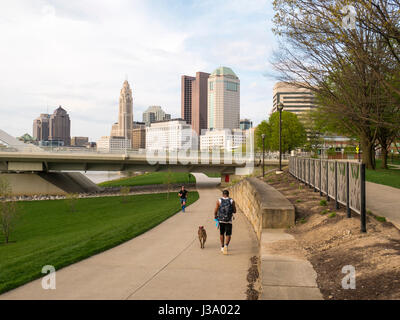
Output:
top-left (198, 226), bottom-right (207, 249)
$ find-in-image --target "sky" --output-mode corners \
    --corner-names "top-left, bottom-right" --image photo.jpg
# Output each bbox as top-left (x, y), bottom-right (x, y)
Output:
top-left (0, 0), bottom-right (279, 141)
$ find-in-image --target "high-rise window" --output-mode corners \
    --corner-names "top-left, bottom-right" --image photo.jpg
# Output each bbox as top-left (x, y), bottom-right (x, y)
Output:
top-left (209, 82), bottom-right (214, 91)
top-left (225, 81), bottom-right (238, 92)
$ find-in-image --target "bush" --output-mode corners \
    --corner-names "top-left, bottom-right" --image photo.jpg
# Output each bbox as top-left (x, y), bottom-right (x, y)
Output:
top-left (328, 212), bottom-right (337, 218)
top-left (120, 186), bottom-right (131, 203)
top-left (320, 199), bottom-right (327, 206)
top-left (65, 193), bottom-right (79, 212)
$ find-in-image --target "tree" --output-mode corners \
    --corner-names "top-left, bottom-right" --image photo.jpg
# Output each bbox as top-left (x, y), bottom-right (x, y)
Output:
top-left (271, 0), bottom-right (400, 169)
top-left (65, 193), bottom-right (79, 212)
top-left (255, 120), bottom-right (271, 151)
top-left (120, 187), bottom-right (131, 204)
top-left (302, 111), bottom-right (325, 157)
top-left (0, 177), bottom-right (18, 244)
top-left (268, 111), bottom-right (307, 153)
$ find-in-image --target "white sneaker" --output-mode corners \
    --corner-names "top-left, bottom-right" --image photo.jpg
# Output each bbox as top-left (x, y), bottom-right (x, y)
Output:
top-left (223, 245), bottom-right (228, 255)
top-left (221, 247), bottom-right (224, 253)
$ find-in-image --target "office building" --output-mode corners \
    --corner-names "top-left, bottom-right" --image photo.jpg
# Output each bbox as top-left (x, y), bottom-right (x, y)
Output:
top-left (110, 80), bottom-right (133, 139)
top-left (49, 106), bottom-right (71, 146)
top-left (181, 72), bottom-right (210, 136)
top-left (97, 136), bottom-right (131, 152)
top-left (240, 119), bottom-right (253, 130)
top-left (208, 66), bottom-right (240, 130)
top-left (272, 82), bottom-right (317, 118)
top-left (146, 119), bottom-right (194, 151)
top-left (33, 113), bottom-right (50, 142)
top-left (142, 106), bottom-right (171, 127)
top-left (71, 136), bottom-right (89, 147)
top-left (200, 129), bottom-right (246, 151)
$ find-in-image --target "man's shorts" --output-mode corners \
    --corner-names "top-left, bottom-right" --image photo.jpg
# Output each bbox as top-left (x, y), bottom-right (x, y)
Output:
top-left (180, 198), bottom-right (187, 204)
top-left (219, 222), bottom-right (232, 236)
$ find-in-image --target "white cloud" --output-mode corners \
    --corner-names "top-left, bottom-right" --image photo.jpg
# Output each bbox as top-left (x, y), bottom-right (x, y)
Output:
top-left (0, 0), bottom-right (278, 140)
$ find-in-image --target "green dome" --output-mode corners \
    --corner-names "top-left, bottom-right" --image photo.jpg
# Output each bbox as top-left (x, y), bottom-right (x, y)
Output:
top-left (211, 66), bottom-right (238, 77)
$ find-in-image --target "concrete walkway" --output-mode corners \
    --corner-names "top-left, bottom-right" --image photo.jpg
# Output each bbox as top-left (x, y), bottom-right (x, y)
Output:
top-left (260, 229), bottom-right (323, 300)
top-left (0, 173), bottom-right (258, 300)
top-left (366, 181), bottom-right (400, 229)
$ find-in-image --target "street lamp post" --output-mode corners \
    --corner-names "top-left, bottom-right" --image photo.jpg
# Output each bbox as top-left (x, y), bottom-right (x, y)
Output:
top-left (262, 134), bottom-right (266, 177)
top-left (277, 102), bottom-right (284, 174)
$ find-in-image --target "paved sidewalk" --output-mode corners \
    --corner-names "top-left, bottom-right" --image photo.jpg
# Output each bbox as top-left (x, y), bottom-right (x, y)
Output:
top-left (260, 229), bottom-right (323, 300)
top-left (0, 173), bottom-right (258, 300)
top-left (366, 182), bottom-right (400, 229)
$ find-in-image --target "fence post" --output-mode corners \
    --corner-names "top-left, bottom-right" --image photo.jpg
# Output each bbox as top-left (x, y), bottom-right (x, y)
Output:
top-left (346, 162), bottom-right (351, 218)
top-left (335, 161), bottom-right (339, 210)
top-left (326, 161), bottom-right (330, 201)
top-left (319, 159), bottom-right (322, 196)
top-left (314, 160), bottom-right (317, 192)
top-left (309, 159), bottom-right (312, 189)
top-left (361, 163), bottom-right (367, 232)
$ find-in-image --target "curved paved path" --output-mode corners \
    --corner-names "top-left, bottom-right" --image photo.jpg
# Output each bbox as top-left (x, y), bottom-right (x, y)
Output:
top-left (366, 181), bottom-right (400, 229)
top-left (1, 173), bottom-right (258, 300)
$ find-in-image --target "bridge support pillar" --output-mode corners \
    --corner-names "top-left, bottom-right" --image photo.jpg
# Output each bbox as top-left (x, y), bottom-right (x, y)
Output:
top-left (0, 172), bottom-right (100, 196)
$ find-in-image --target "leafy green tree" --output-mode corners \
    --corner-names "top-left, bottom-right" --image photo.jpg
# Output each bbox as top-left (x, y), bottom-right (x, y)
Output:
top-left (255, 120), bottom-right (271, 151)
top-left (268, 111), bottom-right (307, 153)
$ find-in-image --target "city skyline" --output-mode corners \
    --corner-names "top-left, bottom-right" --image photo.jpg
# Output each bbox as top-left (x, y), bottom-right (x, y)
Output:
top-left (0, 1), bottom-right (277, 141)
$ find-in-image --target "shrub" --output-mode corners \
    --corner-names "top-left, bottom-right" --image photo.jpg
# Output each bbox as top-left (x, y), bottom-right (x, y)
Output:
top-left (374, 216), bottom-right (386, 222)
top-left (328, 212), bottom-right (337, 218)
top-left (120, 186), bottom-right (131, 203)
top-left (320, 199), bottom-right (327, 206)
top-left (65, 193), bottom-right (79, 212)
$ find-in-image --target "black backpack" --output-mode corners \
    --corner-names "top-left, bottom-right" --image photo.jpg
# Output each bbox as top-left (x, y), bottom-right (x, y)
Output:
top-left (218, 198), bottom-right (233, 222)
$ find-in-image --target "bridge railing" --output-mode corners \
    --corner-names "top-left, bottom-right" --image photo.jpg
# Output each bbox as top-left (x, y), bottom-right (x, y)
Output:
top-left (289, 156), bottom-right (367, 232)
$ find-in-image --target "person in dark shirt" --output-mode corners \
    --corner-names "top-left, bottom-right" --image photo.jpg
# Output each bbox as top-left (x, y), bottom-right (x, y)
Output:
top-left (178, 186), bottom-right (188, 213)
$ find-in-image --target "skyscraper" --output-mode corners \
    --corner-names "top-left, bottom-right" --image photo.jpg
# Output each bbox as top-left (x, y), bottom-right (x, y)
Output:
top-left (33, 113), bottom-right (50, 142)
top-left (49, 106), bottom-right (71, 146)
top-left (111, 80), bottom-right (133, 139)
top-left (181, 72), bottom-right (210, 136)
top-left (207, 66), bottom-right (240, 130)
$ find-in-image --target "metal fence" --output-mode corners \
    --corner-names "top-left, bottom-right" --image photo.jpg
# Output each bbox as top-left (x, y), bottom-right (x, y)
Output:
top-left (289, 156), bottom-right (367, 232)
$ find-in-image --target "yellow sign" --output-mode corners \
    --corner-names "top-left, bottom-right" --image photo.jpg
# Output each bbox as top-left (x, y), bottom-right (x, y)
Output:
top-left (356, 146), bottom-right (359, 154)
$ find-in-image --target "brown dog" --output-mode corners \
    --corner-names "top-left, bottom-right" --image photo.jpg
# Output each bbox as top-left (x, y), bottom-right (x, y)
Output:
top-left (198, 226), bottom-right (207, 249)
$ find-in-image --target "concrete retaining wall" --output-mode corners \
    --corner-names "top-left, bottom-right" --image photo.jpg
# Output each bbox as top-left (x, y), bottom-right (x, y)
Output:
top-left (229, 177), bottom-right (295, 242)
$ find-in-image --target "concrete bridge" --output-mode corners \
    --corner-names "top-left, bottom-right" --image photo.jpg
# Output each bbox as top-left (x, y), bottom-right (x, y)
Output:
top-left (0, 129), bottom-right (288, 195)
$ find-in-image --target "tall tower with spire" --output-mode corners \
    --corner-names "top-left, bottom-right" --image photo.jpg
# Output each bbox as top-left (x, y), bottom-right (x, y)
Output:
top-left (111, 80), bottom-right (133, 139)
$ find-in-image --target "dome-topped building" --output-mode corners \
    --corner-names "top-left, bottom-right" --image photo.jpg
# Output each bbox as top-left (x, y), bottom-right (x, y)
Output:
top-left (208, 66), bottom-right (240, 130)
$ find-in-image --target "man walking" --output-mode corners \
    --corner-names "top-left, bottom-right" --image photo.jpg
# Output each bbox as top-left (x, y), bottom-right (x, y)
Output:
top-left (214, 190), bottom-right (236, 255)
top-left (178, 186), bottom-right (188, 212)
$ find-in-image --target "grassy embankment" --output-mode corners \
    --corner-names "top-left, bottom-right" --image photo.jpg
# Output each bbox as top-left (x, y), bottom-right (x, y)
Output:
top-left (99, 172), bottom-right (196, 187)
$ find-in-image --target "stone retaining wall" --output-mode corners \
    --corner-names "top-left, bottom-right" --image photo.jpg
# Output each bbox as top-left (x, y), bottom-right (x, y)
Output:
top-left (229, 177), bottom-right (295, 242)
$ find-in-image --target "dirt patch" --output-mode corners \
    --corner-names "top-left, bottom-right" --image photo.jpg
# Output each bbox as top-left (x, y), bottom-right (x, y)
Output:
top-left (246, 255), bottom-right (261, 300)
top-left (263, 239), bottom-right (307, 260)
top-left (260, 169), bottom-right (400, 300)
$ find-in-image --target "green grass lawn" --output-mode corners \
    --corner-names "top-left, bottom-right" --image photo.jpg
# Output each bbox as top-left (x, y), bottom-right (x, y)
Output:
top-left (98, 172), bottom-right (196, 187)
top-left (205, 173), bottom-right (221, 178)
top-left (366, 159), bottom-right (400, 189)
top-left (0, 192), bottom-right (199, 294)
